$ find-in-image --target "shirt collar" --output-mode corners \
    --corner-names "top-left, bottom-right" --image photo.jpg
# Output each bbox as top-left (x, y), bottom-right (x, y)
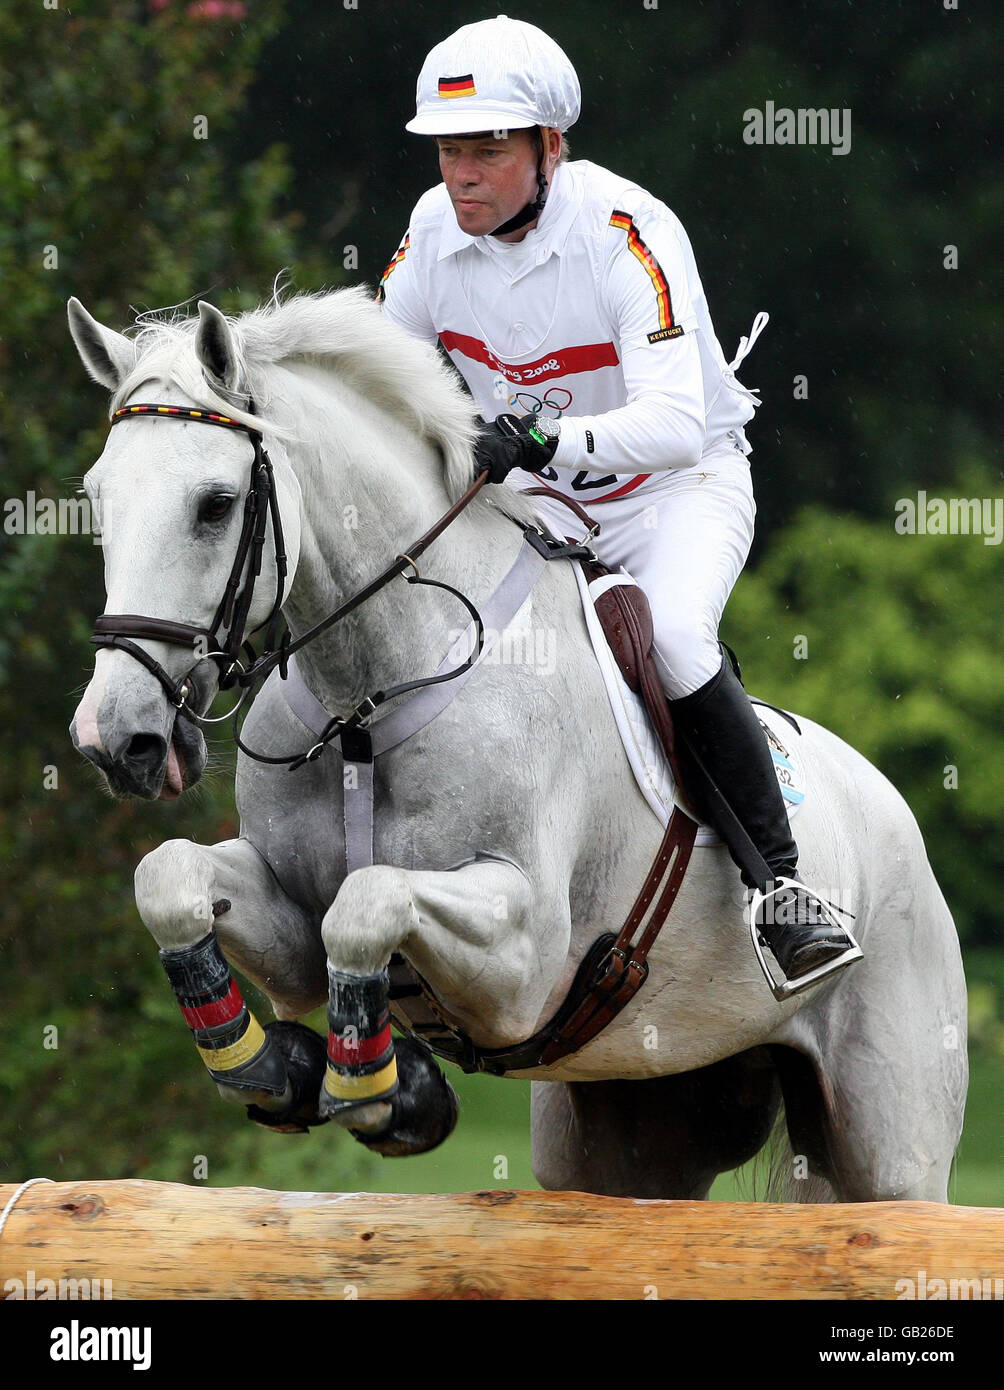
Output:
top-left (436, 160), bottom-right (582, 262)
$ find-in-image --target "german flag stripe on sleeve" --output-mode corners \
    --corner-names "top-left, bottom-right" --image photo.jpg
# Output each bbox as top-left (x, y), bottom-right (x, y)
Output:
top-left (610, 210), bottom-right (675, 332)
top-left (375, 234), bottom-right (410, 302)
top-left (438, 73), bottom-right (477, 99)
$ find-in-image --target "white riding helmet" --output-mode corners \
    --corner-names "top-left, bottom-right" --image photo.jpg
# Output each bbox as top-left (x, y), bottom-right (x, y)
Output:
top-left (405, 14), bottom-right (581, 136)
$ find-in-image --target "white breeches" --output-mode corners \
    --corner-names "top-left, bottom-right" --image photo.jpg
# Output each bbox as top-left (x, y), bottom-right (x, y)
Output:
top-left (528, 447), bottom-right (756, 699)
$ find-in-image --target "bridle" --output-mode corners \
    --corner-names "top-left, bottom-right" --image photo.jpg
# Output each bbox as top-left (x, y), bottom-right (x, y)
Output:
top-left (91, 399), bottom-right (496, 769)
top-left (93, 402), bottom-right (287, 720)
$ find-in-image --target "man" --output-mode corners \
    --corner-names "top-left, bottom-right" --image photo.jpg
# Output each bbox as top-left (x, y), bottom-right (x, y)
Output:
top-left (377, 15), bottom-right (859, 993)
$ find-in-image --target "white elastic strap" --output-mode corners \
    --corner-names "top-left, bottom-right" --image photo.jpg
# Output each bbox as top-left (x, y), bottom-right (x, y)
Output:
top-left (0, 1177), bottom-right (54, 1241)
top-left (719, 310), bottom-right (771, 409)
top-left (728, 310), bottom-right (770, 372)
top-left (587, 571), bottom-right (636, 601)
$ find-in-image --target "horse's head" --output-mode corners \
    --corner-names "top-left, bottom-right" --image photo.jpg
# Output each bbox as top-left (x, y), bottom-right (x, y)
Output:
top-left (67, 297), bottom-right (302, 799)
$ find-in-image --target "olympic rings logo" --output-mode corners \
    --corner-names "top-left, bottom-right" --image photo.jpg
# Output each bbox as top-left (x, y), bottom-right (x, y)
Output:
top-left (507, 387), bottom-right (573, 418)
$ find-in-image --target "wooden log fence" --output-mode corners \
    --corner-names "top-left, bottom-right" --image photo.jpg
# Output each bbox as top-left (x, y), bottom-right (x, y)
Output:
top-left (1, 1180), bottom-right (1001, 1300)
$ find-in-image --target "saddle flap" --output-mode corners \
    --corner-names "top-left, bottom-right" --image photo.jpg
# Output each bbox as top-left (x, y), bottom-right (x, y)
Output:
top-left (581, 558), bottom-right (654, 694)
top-left (594, 585), bottom-right (654, 694)
top-left (580, 558), bottom-right (683, 785)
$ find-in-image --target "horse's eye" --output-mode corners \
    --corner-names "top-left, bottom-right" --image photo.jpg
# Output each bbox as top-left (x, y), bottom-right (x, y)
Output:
top-left (199, 494), bottom-right (234, 523)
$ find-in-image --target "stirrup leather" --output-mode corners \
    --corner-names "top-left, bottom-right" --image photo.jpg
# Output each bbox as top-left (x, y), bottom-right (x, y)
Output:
top-left (748, 876), bottom-right (863, 1001)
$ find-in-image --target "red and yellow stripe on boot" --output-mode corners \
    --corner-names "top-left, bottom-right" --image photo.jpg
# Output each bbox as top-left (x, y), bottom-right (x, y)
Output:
top-left (323, 966), bottom-right (399, 1107)
top-left (160, 931), bottom-right (284, 1094)
top-left (196, 1014), bottom-right (268, 1075)
top-left (323, 1016), bottom-right (398, 1102)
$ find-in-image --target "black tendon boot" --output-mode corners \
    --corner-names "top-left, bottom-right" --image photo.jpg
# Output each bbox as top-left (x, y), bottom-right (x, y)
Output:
top-left (669, 651), bottom-right (862, 998)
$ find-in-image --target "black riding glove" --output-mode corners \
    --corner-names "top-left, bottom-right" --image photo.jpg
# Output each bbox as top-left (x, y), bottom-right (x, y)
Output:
top-left (473, 413), bottom-right (559, 484)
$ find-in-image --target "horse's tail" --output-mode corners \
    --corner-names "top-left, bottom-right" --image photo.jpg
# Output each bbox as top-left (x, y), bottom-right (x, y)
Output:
top-left (738, 1110), bottom-right (838, 1203)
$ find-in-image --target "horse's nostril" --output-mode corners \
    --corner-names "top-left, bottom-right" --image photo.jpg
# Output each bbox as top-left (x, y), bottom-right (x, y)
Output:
top-left (124, 733), bottom-right (167, 770)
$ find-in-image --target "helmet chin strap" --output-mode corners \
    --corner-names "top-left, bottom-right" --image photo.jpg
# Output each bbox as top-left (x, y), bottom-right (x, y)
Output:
top-left (489, 127), bottom-right (550, 237)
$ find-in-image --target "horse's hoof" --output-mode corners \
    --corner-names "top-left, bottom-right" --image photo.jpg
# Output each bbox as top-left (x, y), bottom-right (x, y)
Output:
top-left (246, 1021), bottom-right (330, 1133)
top-left (350, 1035), bottom-right (459, 1157)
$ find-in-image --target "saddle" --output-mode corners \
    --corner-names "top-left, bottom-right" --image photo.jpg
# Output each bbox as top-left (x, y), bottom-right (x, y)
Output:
top-left (389, 488), bottom-right (699, 1075)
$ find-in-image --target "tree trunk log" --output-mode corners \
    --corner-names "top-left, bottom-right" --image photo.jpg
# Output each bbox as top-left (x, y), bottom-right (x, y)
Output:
top-left (1, 1181), bottom-right (1001, 1300)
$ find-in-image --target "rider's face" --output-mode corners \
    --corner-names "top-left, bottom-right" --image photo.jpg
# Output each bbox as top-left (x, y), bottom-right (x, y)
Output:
top-left (436, 130), bottom-right (543, 241)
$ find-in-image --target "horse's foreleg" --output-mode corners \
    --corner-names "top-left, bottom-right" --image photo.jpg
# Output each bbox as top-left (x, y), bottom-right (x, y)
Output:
top-left (135, 838), bottom-right (327, 1117)
top-left (318, 859), bottom-right (543, 1138)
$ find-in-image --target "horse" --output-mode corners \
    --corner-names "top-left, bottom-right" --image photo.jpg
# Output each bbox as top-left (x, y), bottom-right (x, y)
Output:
top-left (66, 284), bottom-right (968, 1201)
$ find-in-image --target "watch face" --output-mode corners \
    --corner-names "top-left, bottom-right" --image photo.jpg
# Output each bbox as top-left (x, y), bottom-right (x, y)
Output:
top-left (532, 416), bottom-right (560, 440)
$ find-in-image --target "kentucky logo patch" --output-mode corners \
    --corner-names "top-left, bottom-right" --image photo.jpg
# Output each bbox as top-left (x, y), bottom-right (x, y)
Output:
top-left (438, 74), bottom-right (477, 99)
top-left (647, 325), bottom-right (684, 344)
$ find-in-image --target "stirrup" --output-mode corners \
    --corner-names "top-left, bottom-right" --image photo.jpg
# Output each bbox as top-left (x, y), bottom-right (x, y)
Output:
top-left (748, 876), bottom-right (863, 1001)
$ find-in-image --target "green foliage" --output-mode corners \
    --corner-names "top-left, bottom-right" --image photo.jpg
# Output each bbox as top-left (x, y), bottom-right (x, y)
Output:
top-left (0, 0), bottom-right (335, 1185)
top-left (722, 477), bottom-right (1004, 946)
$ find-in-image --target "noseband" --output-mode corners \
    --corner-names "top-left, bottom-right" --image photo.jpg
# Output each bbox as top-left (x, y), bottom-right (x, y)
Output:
top-left (90, 399), bottom-right (497, 767)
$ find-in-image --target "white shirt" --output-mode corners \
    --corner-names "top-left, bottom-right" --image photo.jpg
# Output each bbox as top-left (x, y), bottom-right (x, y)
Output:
top-left (378, 159), bottom-right (761, 504)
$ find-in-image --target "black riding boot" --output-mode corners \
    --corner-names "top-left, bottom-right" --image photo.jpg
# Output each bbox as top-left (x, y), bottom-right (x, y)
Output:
top-left (669, 651), bottom-right (859, 986)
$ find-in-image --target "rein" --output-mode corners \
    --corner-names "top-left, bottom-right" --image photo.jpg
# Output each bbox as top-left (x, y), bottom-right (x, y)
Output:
top-left (86, 397), bottom-right (704, 1072)
top-left (90, 401), bottom-right (594, 771)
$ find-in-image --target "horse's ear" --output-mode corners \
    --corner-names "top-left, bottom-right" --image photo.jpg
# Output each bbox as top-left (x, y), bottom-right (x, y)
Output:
top-left (195, 300), bottom-right (240, 392)
top-left (67, 298), bottom-right (138, 392)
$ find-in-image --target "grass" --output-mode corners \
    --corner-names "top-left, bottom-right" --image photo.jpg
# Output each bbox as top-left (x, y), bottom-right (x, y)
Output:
top-left (202, 964), bottom-right (1002, 1204)
top-left (227, 1047), bottom-right (1000, 1205)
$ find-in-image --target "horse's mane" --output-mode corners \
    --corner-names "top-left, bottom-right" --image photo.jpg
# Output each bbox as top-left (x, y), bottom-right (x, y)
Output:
top-left (109, 282), bottom-right (540, 525)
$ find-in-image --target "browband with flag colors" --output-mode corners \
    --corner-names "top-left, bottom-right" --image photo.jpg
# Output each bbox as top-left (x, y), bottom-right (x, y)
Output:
top-left (375, 233), bottom-right (410, 304)
top-left (111, 403), bottom-right (246, 429)
top-left (438, 73), bottom-right (477, 99)
top-left (609, 210), bottom-right (681, 343)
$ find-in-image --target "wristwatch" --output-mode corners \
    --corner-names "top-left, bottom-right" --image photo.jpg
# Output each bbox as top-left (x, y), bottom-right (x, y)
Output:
top-left (528, 414), bottom-right (561, 453)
